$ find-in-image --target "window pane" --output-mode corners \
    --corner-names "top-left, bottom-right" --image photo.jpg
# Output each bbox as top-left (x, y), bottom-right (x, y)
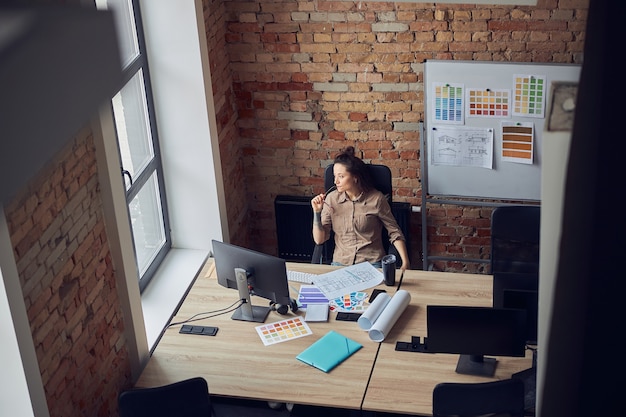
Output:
top-left (129, 172), bottom-right (166, 277)
top-left (112, 70), bottom-right (154, 186)
top-left (96, 0), bottom-right (139, 68)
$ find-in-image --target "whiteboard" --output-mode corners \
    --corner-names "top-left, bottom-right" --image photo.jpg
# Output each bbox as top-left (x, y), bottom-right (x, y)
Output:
top-left (424, 60), bottom-right (581, 201)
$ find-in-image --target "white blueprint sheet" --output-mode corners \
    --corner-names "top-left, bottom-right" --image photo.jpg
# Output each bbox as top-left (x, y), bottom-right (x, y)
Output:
top-left (312, 262), bottom-right (383, 300)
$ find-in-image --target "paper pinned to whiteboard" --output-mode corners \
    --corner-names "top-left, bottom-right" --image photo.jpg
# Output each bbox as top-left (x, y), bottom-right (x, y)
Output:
top-left (430, 125), bottom-right (494, 169)
top-left (501, 121), bottom-right (534, 165)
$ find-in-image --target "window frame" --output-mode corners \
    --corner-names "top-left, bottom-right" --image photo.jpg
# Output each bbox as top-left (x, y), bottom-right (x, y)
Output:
top-left (101, 0), bottom-right (171, 292)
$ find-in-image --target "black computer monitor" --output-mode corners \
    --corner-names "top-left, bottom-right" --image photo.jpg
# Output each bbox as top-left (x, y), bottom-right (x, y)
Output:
top-left (426, 305), bottom-right (527, 377)
top-left (493, 272), bottom-right (539, 345)
top-left (503, 289), bottom-right (538, 345)
top-left (212, 240), bottom-right (296, 323)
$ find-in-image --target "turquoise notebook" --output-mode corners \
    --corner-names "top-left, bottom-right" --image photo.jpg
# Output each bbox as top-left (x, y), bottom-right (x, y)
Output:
top-left (296, 330), bottom-right (362, 372)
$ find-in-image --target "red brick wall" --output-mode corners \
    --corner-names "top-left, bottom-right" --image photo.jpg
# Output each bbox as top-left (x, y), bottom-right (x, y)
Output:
top-left (216, 0), bottom-right (588, 271)
top-left (4, 128), bottom-right (132, 417)
top-left (203, 0), bottom-right (252, 248)
top-left (0, 3), bottom-right (589, 416)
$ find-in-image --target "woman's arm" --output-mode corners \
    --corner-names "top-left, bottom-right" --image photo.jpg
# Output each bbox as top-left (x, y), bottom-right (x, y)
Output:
top-left (392, 239), bottom-right (410, 272)
top-left (377, 195), bottom-right (410, 270)
top-left (311, 193), bottom-right (329, 244)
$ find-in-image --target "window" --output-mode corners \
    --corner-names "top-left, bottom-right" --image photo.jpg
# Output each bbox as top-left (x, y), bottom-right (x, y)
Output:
top-left (97, 0), bottom-right (170, 291)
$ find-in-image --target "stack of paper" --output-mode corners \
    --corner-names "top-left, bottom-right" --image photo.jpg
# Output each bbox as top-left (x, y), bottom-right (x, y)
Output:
top-left (304, 304), bottom-right (329, 322)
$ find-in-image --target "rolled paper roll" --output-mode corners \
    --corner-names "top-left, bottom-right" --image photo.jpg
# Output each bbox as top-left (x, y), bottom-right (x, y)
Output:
top-left (368, 290), bottom-right (411, 342)
top-left (357, 292), bottom-right (391, 330)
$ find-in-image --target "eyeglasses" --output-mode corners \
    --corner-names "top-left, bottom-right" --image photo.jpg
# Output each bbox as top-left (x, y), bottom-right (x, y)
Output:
top-left (323, 185), bottom-right (336, 211)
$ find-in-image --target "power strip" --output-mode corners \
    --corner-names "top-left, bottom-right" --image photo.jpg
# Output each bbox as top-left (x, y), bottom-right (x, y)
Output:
top-left (179, 324), bottom-right (219, 336)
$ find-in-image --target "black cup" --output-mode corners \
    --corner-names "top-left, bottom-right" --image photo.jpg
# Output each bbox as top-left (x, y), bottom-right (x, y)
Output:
top-left (382, 254), bottom-right (396, 286)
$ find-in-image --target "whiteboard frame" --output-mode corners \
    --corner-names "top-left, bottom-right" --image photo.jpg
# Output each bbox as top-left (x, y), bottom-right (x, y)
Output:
top-left (423, 60), bottom-right (581, 201)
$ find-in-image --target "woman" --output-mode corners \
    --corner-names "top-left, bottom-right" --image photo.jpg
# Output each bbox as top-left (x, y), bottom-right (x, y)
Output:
top-left (311, 146), bottom-right (410, 272)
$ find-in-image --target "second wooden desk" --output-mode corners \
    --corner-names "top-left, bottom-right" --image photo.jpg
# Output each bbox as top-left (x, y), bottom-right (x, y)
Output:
top-left (362, 270), bottom-right (534, 415)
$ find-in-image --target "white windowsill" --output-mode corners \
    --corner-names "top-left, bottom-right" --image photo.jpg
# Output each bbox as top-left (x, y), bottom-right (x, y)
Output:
top-left (140, 248), bottom-right (209, 351)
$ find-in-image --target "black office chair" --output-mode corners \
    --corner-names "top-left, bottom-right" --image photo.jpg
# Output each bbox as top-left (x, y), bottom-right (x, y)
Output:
top-left (311, 163), bottom-right (393, 264)
top-left (118, 377), bottom-right (211, 417)
top-left (432, 378), bottom-right (526, 417)
top-left (490, 206), bottom-right (540, 275)
top-left (493, 271), bottom-right (539, 345)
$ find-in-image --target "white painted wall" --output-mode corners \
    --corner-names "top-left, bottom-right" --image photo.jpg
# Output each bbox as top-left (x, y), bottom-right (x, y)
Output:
top-left (537, 126), bottom-right (573, 414)
top-left (92, 110), bottom-right (150, 378)
top-left (0, 208), bottom-right (48, 417)
top-left (140, 0), bottom-right (228, 250)
top-left (0, 274), bottom-right (37, 417)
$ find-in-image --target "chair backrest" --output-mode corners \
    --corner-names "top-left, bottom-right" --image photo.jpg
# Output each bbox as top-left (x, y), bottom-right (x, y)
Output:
top-left (432, 378), bottom-right (526, 417)
top-left (493, 271), bottom-right (539, 344)
top-left (490, 206), bottom-right (540, 275)
top-left (118, 377), bottom-right (211, 417)
top-left (313, 163), bottom-right (393, 264)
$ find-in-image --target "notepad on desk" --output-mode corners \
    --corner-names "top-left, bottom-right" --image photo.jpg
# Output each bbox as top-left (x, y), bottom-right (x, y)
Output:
top-left (304, 303), bottom-right (329, 322)
top-left (296, 330), bottom-right (362, 373)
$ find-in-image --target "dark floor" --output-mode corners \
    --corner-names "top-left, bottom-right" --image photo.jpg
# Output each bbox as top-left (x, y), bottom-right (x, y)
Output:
top-left (210, 396), bottom-right (411, 417)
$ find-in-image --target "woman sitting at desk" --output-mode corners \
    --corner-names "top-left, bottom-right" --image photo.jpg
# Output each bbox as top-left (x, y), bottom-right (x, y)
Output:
top-left (311, 146), bottom-right (410, 272)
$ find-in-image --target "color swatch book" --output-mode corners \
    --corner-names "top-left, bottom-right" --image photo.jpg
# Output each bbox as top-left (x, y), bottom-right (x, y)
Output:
top-left (255, 317), bottom-right (312, 346)
top-left (297, 285), bottom-right (329, 309)
top-left (296, 330), bottom-right (362, 373)
top-left (329, 291), bottom-right (369, 312)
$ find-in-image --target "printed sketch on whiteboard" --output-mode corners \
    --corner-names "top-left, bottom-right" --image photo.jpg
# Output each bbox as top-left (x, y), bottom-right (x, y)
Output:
top-left (430, 125), bottom-right (493, 169)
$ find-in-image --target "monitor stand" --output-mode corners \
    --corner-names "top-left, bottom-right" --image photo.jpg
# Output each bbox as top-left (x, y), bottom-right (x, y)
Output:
top-left (456, 354), bottom-right (497, 377)
top-left (231, 267), bottom-right (270, 323)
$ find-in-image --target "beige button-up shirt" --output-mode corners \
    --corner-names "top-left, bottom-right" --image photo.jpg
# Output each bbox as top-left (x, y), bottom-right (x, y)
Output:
top-left (320, 189), bottom-right (405, 265)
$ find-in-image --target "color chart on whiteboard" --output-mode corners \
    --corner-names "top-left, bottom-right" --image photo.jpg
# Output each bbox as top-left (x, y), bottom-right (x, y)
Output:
top-left (432, 82), bottom-right (464, 124)
top-left (466, 88), bottom-right (511, 118)
top-left (501, 121), bottom-right (534, 164)
top-left (255, 317), bottom-right (312, 346)
top-left (513, 74), bottom-right (546, 118)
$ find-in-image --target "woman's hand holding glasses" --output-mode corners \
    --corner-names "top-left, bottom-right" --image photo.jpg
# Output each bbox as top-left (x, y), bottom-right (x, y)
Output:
top-left (311, 185), bottom-right (336, 213)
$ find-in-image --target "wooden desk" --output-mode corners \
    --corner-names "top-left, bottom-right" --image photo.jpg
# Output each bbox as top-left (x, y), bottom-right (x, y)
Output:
top-left (137, 262), bottom-right (533, 415)
top-left (136, 262), bottom-right (387, 409)
top-left (362, 270), bottom-right (534, 415)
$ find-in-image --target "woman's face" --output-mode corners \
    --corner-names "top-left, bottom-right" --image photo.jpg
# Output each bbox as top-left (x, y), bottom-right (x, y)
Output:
top-left (333, 163), bottom-right (357, 193)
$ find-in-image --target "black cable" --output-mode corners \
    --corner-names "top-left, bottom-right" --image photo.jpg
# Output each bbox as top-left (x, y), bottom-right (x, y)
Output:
top-left (166, 299), bottom-right (243, 329)
top-left (395, 270), bottom-right (405, 291)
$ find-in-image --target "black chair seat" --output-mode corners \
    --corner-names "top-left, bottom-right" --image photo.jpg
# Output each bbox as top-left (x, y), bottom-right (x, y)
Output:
top-left (432, 378), bottom-right (526, 417)
top-left (118, 377), bottom-right (211, 417)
